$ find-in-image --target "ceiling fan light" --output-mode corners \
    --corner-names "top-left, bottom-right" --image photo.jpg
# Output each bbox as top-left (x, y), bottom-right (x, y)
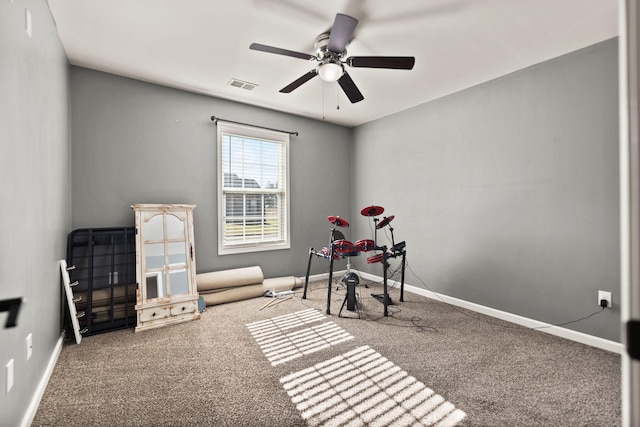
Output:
top-left (318, 62), bottom-right (343, 82)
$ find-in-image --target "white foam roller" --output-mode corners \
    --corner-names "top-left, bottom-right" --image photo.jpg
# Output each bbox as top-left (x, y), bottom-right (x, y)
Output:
top-left (196, 266), bottom-right (264, 292)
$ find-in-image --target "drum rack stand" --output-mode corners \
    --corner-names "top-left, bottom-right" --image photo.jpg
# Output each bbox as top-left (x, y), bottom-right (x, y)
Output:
top-left (301, 210), bottom-right (406, 318)
top-left (302, 236), bottom-right (340, 315)
top-left (301, 243), bottom-right (357, 315)
top-left (368, 244), bottom-right (407, 317)
top-left (302, 242), bottom-right (407, 317)
top-left (369, 216), bottom-right (407, 315)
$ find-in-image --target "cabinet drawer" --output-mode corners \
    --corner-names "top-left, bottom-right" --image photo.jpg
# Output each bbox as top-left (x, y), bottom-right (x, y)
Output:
top-left (170, 301), bottom-right (197, 316)
top-left (139, 306), bottom-right (171, 322)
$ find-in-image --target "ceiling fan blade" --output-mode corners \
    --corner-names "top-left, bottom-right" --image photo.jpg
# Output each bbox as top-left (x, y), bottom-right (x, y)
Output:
top-left (338, 71), bottom-right (364, 103)
top-left (279, 70), bottom-right (318, 93)
top-left (328, 13), bottom-right (358, 53)
top-left (250, 43), bottom-right (315, 60)
top-left (347, 56), bottom-right (416, 70)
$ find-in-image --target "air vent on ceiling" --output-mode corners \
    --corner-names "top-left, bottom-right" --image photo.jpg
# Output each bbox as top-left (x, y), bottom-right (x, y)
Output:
top-left (228, 79), bottom-right (258, 91)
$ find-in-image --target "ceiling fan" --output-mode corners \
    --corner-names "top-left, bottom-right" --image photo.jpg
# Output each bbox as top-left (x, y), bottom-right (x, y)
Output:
top-left (250, 13), bottom-right (415, 103)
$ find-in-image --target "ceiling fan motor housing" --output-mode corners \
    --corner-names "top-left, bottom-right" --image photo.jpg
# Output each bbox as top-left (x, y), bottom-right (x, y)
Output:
top-left (314, 33), bottom-right (345, 81)
top-left (314, 33), bottom-right (345, 60)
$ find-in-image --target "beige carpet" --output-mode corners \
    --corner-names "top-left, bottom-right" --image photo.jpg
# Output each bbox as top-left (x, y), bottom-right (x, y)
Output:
top-left (33, 278), bottom-right (621, 426)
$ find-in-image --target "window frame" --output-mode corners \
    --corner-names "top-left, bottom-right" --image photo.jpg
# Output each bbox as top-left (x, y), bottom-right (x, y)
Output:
top-left (216, 121), bottom-right (290, 255)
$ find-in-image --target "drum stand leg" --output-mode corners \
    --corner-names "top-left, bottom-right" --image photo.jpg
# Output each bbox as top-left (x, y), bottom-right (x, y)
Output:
top-left (326, 247), bottom-right (335, 315)
top-left (371, 246), bottom-right (391, 317)
top-left (302, 247), bottom-right (314, 299)
top-left (400, 251), bottom-right (406, 302)
top-left (383, 251), bottom-right (389, 317)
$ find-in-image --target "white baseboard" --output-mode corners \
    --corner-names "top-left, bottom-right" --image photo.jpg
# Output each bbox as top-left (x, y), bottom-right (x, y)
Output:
top-left (405, 283), bottom-right (622, 354)
top-left (323, 271), bottom-right (624, 354)
top-left (298, 270), bottom-right (348, 285)
top-left (21, 331), bottom-right (65, 427)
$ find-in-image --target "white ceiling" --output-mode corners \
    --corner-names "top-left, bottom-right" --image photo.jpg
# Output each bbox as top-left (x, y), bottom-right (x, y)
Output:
top-left (47, 0), bottom-right (618, 127)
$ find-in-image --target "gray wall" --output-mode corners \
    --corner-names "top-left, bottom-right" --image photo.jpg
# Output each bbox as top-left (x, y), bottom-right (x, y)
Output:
top-left (352, 38), bottom-right (620, 341)
top-left (70, 67), bottom-right (353, 278)
top-left (0, 5), bottom-right (621, 421)
top-left (0, 1), bottom-right (71, 424)
top-left (71, 39), bottom-right (620, 343)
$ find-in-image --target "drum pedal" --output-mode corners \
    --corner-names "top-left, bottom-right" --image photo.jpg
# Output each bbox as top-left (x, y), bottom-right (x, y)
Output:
top-left (371, 293), bottom-right (393, 306)
top-left (339, 276), bottom-right (361, 318)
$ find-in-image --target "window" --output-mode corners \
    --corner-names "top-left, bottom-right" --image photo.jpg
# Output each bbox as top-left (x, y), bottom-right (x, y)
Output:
top-left (217, 121), bottom-right (290, 254)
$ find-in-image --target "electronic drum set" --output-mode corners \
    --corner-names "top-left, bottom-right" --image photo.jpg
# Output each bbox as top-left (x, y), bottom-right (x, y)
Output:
top-left (302, 205), bottom-right (407, 317)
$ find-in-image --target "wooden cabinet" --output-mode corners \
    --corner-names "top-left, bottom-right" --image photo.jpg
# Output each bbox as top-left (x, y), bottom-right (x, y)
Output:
top-left (132, 204), bottom-right (200, 332)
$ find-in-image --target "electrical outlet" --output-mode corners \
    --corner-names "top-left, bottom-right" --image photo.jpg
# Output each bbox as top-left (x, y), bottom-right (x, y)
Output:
top-left (598, 290), bottom-right (612, 308)
top-left (6, 359), bottom-right (14, 393)
top-left (26, 333), bottom-right (32, 360)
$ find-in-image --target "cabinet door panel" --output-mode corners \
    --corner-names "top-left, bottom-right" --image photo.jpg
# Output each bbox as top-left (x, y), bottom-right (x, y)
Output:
top-left (169, 269), bottom-right (188, 295)
top-left (167, 241), bottom-right (187, 265)
top-left (145, 243), bottom-right (166, 269)
top-left (144, 215), bottom-right (164, 241)
top-left (145, 271), bottom-right (166, 299)
top-left (166, 214), bottom-right (185, 240)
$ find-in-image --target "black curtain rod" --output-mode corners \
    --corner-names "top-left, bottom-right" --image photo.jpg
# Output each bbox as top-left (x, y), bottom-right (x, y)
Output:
top-left (210, 116), bottom-right (299, 136)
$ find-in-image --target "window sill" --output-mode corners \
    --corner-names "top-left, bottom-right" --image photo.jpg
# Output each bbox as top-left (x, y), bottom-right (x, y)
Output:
top-left (218, 241), bottom-right (290, 255)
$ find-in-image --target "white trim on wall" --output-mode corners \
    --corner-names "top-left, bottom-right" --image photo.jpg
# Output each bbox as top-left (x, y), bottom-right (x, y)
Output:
top-left (21, 332), bottom-right (65, 427)
top-left (620, 0), bottom-right (640, 425)
top-left (303, 272), bottom-right (623, 354)
top-left (361, 272), bottom-right (623, 354)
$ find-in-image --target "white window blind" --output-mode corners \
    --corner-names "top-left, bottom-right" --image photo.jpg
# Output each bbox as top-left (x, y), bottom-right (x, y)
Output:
top-left (217, 121), bottom-right (290, 254)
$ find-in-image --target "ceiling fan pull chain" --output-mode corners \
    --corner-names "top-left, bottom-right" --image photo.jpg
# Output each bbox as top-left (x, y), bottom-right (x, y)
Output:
top-left (322, 81), bottom-right (326, 120)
